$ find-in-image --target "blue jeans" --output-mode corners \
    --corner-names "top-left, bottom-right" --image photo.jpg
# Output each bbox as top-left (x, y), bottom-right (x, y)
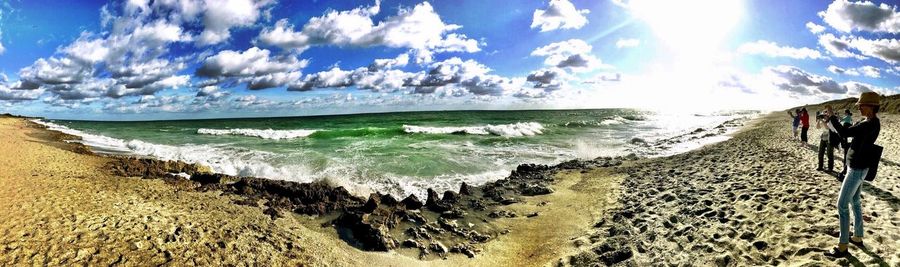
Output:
top-left (837, 167), bottom-right (867, 244)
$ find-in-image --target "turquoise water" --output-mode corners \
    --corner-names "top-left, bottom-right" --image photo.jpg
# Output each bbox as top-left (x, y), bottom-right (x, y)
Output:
top-left (39, 109), bottom-right (751, 197)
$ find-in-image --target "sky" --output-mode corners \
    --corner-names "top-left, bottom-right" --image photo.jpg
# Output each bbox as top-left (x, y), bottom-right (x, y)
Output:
top-left (0, 0), bottom-right (898, 120)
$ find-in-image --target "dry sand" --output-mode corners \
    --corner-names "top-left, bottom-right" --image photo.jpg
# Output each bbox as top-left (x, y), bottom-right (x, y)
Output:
top-left (561, 112), bottom-right (900, 266)
top-left (2, 110), bottom-right (899, 266)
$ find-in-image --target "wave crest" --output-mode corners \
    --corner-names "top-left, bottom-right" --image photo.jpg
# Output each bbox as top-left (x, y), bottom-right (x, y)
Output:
top-left (197, 128), bottom-right (317, 140)
top-left (402, 122), bottom-right (544, 137)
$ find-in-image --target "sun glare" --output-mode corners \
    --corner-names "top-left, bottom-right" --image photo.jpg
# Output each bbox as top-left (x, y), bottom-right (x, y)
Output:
top-left (630, 0), bottom-right (744, 54)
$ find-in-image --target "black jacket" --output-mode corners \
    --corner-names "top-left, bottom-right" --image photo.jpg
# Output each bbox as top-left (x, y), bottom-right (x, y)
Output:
top-left (829, 116), bottom-right (880, 169)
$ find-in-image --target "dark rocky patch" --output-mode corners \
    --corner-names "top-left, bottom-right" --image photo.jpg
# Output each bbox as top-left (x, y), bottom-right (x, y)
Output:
top-left (104, 153), bottom-right (638, 259)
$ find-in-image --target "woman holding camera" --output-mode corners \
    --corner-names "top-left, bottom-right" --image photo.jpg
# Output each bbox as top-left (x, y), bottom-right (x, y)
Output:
top-left (823, 92), bottom-right (881, 257)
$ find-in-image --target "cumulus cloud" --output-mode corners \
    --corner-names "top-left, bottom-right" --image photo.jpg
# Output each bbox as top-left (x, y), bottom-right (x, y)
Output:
top-left (764, 65), bottom-right (847, 95)
top-left (258, 1), bottom-right (479, 63)
top-left (369, 54), bottom-right (410, 71)
top-left (197, 0), bottom-right (275, 45)
top-left (819, 0), bottom-right (900, 33)
top-left (615, 38), bottom-right (640, 48)
top-left (292, 57), bottom-right (527, 97)
top-left (0, 84), bottom-right (42, 101)
top-left (10, 2), bottom-right (206, 103)
top-left (858, 65), bottom-right (881, 78)
top-left (846, 37), bottom-right (900, 64)
top-left (827, 65), bottom-right (860, 76)
top-left (526, 68), bottom-right (569, 90)
top-left (887, 66), bottom-right (900, 76)
top-left (112, 0), bottom-right (275, 45)
top-left (737, 40), bottom-right (826, 59)
top-left (413, 58), bottom-right (524, 96)
top-left (842, 81), bottom-right (894, 97)
top-left (410, 58), bottom-right (524, 96)
top-left (197, 47), bottom-right (307, 78)
top-left (806, 22), bottom-right (827, 34)
top-left (817, 33), bottom-right (867, 59)
top-left (817, 33), bottom-right (900, 64)
top-left (531, 0), bottom-right (590, 32)
top-left (531, 39), bottom-right (603, 71)
top-left (196, 85), bottom-right (230, 100)
top-left (290, 65), bottom-right (418, 92)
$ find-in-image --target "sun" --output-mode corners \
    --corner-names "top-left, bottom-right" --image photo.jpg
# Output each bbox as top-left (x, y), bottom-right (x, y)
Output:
top-left (628, 0), bottom-right (744, 55)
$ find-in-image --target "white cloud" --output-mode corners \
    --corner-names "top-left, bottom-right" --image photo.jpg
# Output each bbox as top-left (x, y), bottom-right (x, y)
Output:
top-left (817, 33), bottom-right (867, 59)
top-left (846, 37), bottom-right (900, 64)
top-left (197, 0), bottom-right (275, 45)
top-left (531, 39), bottom-right (592, 57)
top-left (530, 39), bottom-right (604, 71)
top-left (293, 57), bottom-right (527, 97)
top-left (196, 47), bottom-right (308, 87)
top-left (526, 67), bottom-right (570, 90)
top-left (369, 53), bottom-right (410, 71)
top-left (819, 0), bottom-right (900, 33)
top-left (806, 22), bottom-right (826, 34)
top-left (291, 66), bottom-right (419, 92)
top-left (827, 65), bottom-right (860, 76)
top-left (10, 2), bottom-right (203, 102)
top-left (827, 65), bottom-right (882, 78)
top-left (0, 84), bottom-right (42, 101)
top-left (413, 58), bottom-right (524, 96)
top-left (763, 65), bottom-right (846, 95)
top-left (858, 65), bottom-right (881, 78)
top-left (531, 0), bottom-right (590, 32)
top-left (842, 81), bottom-right (893, 97)
top-left (737, 40), bottom-right (825, 59)
top-left (615, 38), bottom-right (640, 48)
top-left (887, 66), bottom-right (900, 76)
top-left (18, 57), bottom-right (92, 86)
top-left (258, 1), bottom-right (478, 63)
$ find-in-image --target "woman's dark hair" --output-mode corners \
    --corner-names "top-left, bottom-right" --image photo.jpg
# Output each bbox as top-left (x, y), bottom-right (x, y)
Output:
top-left (844, 109), bottom-right (851, 115)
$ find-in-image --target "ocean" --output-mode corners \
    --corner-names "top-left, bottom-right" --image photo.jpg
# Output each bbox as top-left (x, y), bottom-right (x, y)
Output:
top-left (34, 109), bottom-right (759, 198)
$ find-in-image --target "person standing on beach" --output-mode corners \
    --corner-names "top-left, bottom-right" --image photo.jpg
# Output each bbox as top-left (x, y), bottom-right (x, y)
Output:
top-left (816, 106), bottom-right (840, 172)
top-left (823, 92), bottom-right (881, 258)
top-left (788, 109), bottom-right (801, 139)
top-left (839, 109), bottom-right (853, 176)
top-left (799, 108), bottom-right (810, 143)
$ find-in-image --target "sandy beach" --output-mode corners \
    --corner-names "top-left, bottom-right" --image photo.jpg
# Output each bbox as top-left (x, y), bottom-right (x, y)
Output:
top-left (2, 105), bottom-right (900, 266)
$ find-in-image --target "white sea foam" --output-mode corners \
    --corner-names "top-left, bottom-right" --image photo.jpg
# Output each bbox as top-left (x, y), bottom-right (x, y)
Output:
top-left (402, 122), bottom-right (544, 137)
top-left (30, 119), bottom-right (510, 199)
top-left (31, 119), bottom-right (317, 182)
top-left (197, 128), bottom-right (317, 140)
top-left (33, 120), bottom-right (132, 154)
top-left (600, 116), bottom-right (628, 125)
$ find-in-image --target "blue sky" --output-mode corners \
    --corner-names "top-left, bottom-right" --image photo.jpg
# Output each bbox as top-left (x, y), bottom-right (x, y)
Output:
top-left (0, 0), bottom-right (898, 120)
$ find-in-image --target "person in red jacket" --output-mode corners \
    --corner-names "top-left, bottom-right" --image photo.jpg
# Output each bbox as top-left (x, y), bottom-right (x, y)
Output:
top-left (799, 107), bottom-right (810, 143)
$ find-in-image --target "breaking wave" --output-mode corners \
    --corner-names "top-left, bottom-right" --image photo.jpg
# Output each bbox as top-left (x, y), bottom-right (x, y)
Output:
top-left (402, 122), bottom-right (544, 137)
top-left (197, 128), bottom-right (318, 140)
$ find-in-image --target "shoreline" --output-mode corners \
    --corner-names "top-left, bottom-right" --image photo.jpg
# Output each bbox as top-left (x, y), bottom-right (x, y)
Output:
top-left (2, 110), bottom-right (899, 265)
